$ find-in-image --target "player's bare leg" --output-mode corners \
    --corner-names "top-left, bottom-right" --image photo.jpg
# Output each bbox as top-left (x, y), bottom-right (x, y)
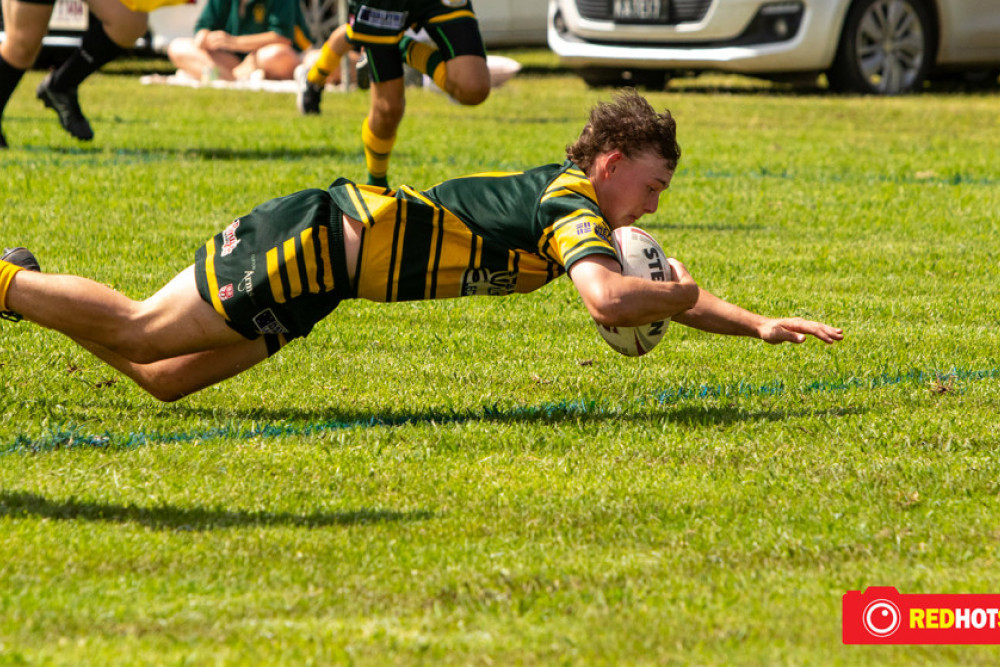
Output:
top-left (362, 78), bottom-right (405, 187)
top-left (4, 265), bottom-right (268, 400)
top-left (438, 54), bottom-right (489, 105)
top-left (5, 265), bottom-right (248, 362)
top-left (0, 0), bottom-right (52, 146)
top-left (74, 337), bottom-right (269, 402)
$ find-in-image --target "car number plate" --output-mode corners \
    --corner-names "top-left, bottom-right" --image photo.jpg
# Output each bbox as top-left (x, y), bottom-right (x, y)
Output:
top-left (613, 0), bottom-right (662, 21)
top-left (49, 0), bottom-right (89, 31)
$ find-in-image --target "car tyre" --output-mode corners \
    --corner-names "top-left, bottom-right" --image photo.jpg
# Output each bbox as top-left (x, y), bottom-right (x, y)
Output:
top-left (828, 0), bottom-right (934, 95)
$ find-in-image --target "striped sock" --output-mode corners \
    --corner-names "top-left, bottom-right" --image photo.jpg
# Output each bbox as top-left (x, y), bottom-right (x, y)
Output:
top-left (402, 38), bottom-right (447, 90)
top-left (0, 260), bottom-right (24, 312)
top-left (308, 42), bottom-right (342, 87)
top-left (361, 117), bottom-right (395, 187)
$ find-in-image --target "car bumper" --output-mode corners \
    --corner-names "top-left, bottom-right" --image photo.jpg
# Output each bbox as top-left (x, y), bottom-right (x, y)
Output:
top-left (548, 0), bottom-right (846, 74)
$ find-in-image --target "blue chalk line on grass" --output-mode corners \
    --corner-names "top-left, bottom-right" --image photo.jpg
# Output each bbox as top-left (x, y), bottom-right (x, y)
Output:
top-left (3, 366), bottom-right (997, 455)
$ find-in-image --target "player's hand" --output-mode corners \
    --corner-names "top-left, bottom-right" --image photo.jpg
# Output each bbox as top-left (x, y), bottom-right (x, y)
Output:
top-left (758, 317), bottom-right (843, 345)
top-left (666, 258), bottom-right (699, 306)
top-left (203, 31), bottom-right (232, 51)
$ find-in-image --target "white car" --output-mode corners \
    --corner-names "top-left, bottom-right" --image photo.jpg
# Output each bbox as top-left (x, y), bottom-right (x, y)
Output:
top-left (548, 0), bottom-right (1000, 94)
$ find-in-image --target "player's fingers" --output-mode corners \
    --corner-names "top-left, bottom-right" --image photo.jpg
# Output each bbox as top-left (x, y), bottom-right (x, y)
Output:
top-left (666, 257), bottom-right (692, 282)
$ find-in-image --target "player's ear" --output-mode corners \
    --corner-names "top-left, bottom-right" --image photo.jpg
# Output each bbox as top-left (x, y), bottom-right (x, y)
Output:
top-left (598, 150), bottom-right (623, 179)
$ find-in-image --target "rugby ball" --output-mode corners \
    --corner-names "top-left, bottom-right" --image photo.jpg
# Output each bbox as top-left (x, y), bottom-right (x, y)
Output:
top-left (594, 226), bottom-right (673, 357)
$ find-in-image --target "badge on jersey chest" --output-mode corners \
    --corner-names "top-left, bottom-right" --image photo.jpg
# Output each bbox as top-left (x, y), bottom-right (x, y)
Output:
top-left (440, 0), bottom-right (469, 7)
top-left (356, 5), bottom-right (409, 31)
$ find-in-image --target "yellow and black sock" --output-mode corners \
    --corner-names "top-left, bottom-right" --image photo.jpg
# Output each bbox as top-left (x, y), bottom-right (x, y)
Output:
top-left (401, 37), bottom-right (448, 91)
top-left (0, 260), bottom-right (24, 312)
top-left (361, 117), bottom-right (395, 188)
top-left (308, 42), bottom-right (342, 87)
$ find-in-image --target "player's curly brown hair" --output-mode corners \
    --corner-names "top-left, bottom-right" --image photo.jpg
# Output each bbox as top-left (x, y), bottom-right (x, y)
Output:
top-left (566, 89), bottom-right (681, 173)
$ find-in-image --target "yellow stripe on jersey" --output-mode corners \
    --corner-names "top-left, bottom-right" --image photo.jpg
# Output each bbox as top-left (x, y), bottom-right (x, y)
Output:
top-left (541, 172), bottom-right (599, 204)
top-left (427, 10), bottom-right (476, 23)
top-left (389, 199), bottom-right (408, 302)
top-left (300, 228), bottom-right (320, 294)
top-left (283, 238), bottom-right (302, 299)
top-left (266, 247), bottom-right (285, 304)
top-left (203, 238), bottom-right (229, 321)
top-left (318, 227), bottom-right (335, 291)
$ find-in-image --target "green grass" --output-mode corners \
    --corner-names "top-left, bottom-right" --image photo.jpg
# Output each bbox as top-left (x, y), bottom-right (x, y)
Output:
top-left (2, 54), bottom-right (1000, 664)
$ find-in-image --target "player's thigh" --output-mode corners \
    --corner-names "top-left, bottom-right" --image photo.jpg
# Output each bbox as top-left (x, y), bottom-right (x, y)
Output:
top-left (0, 0), bottom-right (53, 67)
top-left (85, 0), bottom-right (148, 44)
top-left (137, 265), bottom-right (249, 357)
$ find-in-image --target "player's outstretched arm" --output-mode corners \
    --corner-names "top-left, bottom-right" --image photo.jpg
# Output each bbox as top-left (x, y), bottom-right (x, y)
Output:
top-left (671, 268), bottom-right (843, 345)
top-left (569, 254), bottom-right (699, 328)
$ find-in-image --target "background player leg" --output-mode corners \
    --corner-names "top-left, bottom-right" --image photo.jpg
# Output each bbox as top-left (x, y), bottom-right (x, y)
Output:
top-left (0, 0), bottom-right (54, 147)
top-left (401, 40), bottom-right (489, 105)
top-left (362, 77), bottom-right (404, 188)
top-left (37, 0), bottom-right (148, 140)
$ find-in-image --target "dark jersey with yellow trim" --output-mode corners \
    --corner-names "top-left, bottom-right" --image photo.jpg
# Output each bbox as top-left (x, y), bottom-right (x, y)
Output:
top-left (327, 160), bottom-right (617, 303)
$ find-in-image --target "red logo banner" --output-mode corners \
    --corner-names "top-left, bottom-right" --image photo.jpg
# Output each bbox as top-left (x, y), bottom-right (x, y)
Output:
top-left (843, 587), bottom-right (1000, 644)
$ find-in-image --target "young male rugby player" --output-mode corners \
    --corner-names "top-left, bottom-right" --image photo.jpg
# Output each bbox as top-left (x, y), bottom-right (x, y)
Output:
top-left (0, 91), bottom-right (842, 402)
top-left (295, 0), bottom-right (491, 187)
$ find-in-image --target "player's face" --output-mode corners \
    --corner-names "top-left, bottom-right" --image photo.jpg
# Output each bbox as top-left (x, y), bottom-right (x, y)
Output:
top-left (597, 150), bottom-right (674, 229)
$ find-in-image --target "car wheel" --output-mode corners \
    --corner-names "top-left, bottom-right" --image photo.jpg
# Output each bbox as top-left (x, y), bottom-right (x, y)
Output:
top-left (828, 0), bottom-right (933, 95)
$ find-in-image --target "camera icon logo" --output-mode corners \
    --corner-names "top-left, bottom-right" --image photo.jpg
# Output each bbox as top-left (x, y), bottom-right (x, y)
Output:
top-left (863, 598), bottom-right (902, 637)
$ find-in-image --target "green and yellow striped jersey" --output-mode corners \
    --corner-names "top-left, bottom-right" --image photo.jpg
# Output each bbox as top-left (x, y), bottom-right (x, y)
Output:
top-left (327, 161), bottom-right (618, 303)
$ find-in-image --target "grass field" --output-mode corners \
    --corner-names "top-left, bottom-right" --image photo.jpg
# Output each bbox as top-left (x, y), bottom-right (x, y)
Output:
top-left (2, 53), bottom-right (1000, 664)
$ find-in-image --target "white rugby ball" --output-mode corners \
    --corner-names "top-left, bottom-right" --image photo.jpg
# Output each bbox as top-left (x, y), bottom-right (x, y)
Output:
top-left (594, 226), bottom-right (672, 357)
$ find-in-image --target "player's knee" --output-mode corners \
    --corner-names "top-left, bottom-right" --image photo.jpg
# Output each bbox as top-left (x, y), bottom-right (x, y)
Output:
top-left (451, 80), bottom-right (490, 106)
top-left (140, 379), bottom-right (187, 403)
top-left (372, 97), bottom-right (405, 127)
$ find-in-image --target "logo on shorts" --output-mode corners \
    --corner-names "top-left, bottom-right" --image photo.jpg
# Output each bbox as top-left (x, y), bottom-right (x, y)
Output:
top-left (218, 283), bottom-right (234, 301)
top-left (221, 219), bottom-right (241, 257)
top-left (356, 6), bottom-right (409, 31)
top-left (462, 268), bottom-right (517, 296)
top-left (238, 270), bottom-right (255, 297)
top-left (440, 0), bottom-right (468, 7)
top-left (252, 309), bottom-right (289, 335)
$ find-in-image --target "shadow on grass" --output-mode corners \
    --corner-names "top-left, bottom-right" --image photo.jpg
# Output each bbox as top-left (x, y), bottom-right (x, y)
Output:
top-left (8, 143), bottom-right (354, 162)
top-left (0, 490), bottom-right (433, 531)
top-left (174, 402), bottom-right (866, 430)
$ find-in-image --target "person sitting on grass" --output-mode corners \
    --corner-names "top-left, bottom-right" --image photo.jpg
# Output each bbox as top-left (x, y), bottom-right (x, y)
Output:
top-left (167, 0), bottom-right (313, 82)
top-left (0, 90), bottom-right (843, 403)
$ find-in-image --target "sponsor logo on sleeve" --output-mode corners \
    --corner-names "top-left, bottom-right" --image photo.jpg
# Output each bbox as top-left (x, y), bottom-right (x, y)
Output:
top-left (218, 284), bottom-right (234, 301)
top-left (221, 219), bottom-right (241, 257)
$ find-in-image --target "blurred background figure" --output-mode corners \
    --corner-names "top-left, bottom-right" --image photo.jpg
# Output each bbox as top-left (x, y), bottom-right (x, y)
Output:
top-left (0, 0), bottom-right (157, 146)
top-left (166, 0), bottom-right (311, 82)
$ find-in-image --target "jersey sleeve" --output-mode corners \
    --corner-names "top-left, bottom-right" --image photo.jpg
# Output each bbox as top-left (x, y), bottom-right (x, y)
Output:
top-left (535, 172), bottom-right (617, 271)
